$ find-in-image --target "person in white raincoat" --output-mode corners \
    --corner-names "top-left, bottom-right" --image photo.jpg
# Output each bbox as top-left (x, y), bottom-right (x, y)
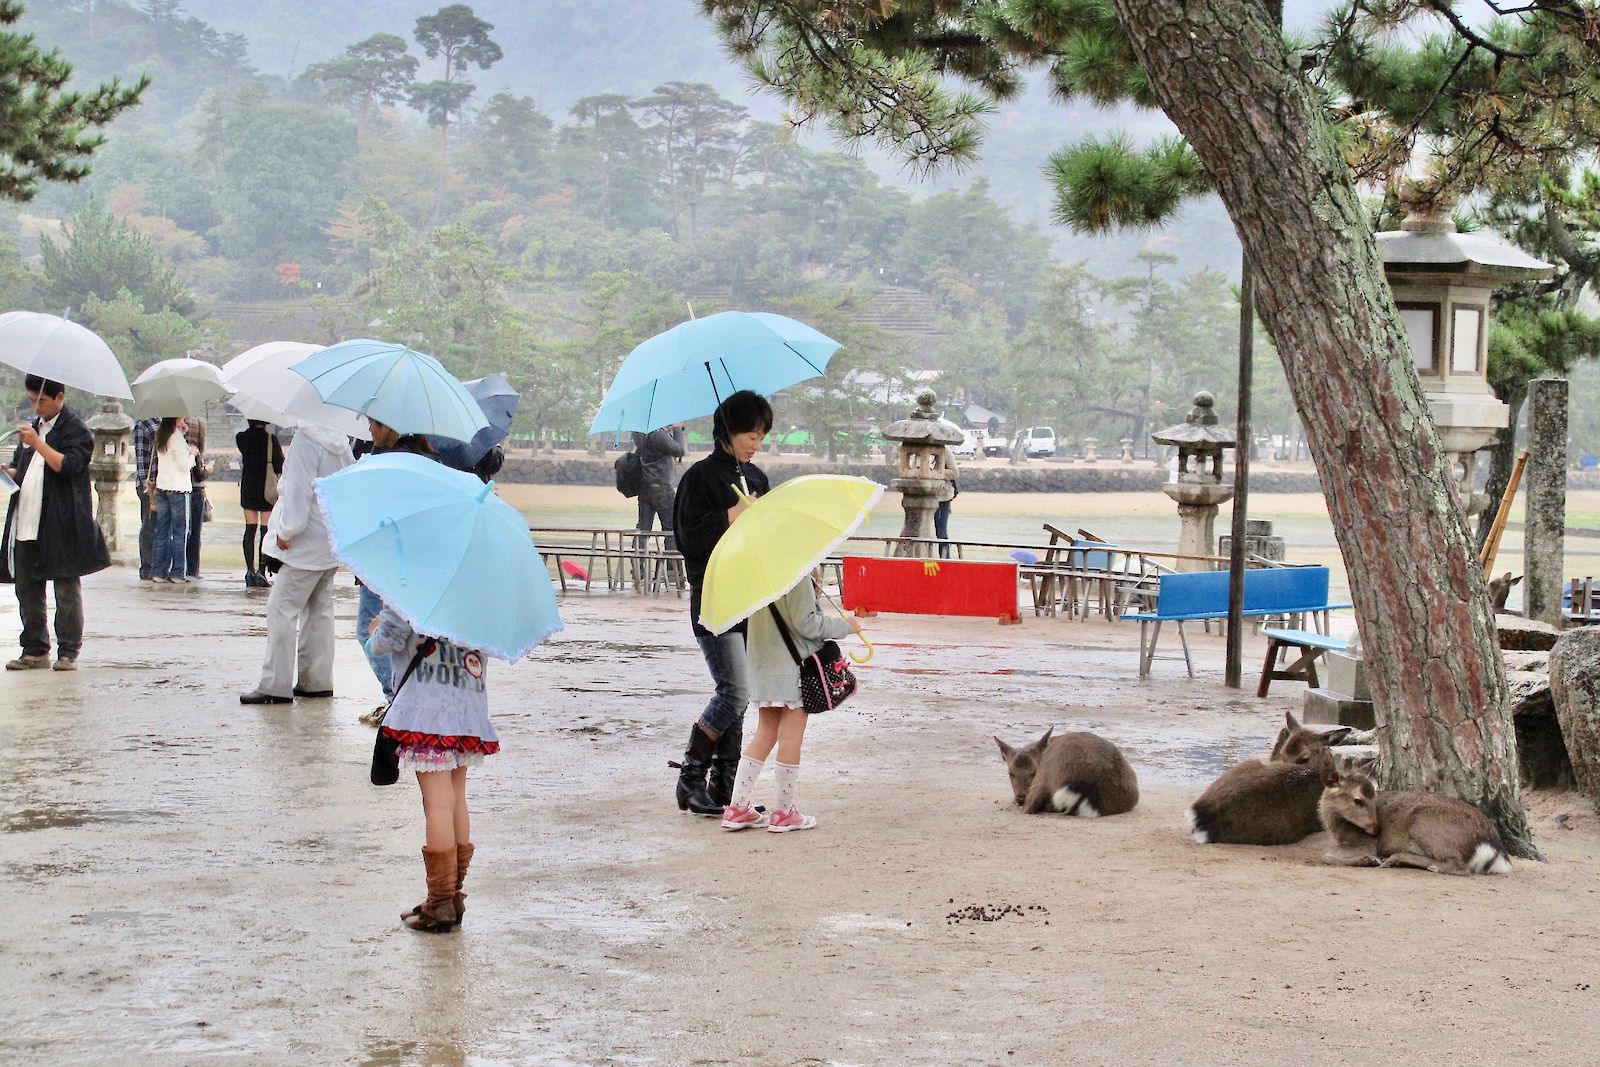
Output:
top-left (239, 423), bottom-right (354, 704)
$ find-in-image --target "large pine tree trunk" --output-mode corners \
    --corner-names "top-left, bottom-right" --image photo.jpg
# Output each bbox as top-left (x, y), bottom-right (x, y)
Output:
top-left (1111, 0), bottom-right (1535, 855)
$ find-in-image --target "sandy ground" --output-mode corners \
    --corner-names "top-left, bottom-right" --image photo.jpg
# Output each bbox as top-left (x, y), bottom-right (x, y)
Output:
top-left (3, 562), bottom-right (1599, 1066)
top-left (9, 563), bottom-right (1600, 1062)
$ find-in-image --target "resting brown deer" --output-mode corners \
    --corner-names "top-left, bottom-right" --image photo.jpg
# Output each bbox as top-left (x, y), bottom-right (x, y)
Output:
top-left (994, 728), bottom-right (1139, 817)
top-left (1318, 770), bottom-right (1512, 875)
top-left (1186, 712), bottom-right (1354, 845)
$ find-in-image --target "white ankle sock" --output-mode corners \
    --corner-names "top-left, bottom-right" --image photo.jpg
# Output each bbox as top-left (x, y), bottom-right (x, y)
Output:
top-left (729, 755), bottom-right (765, 810)
top-left (773, 761), bottom-right (800, 813)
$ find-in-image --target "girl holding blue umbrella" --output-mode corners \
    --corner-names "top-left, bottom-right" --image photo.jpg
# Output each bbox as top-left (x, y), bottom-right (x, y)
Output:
top-left (367, 605), bottom-right (497, 933)
top-left (316, 451), bottom-right (564, 933)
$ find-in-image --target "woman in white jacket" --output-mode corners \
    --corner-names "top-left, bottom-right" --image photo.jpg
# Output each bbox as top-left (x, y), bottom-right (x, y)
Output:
top-left (720, 575), bottom-right (860, 833)
top-left (238, 424), bottom-right (354, 704)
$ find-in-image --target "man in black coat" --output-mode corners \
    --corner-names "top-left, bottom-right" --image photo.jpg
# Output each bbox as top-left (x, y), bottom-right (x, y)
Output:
top-left (2, 376), bottom-right (112, 670)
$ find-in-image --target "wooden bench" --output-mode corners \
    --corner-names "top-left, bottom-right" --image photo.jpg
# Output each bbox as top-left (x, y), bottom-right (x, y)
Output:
top-left (1257, 628), bottom-right (1348, 696)
top-left (1122, 566), bottom-right (1348, 679)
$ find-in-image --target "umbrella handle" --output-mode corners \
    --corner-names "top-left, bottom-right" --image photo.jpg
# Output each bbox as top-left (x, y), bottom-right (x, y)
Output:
top-left (849, 631), bottom-right (874, 664)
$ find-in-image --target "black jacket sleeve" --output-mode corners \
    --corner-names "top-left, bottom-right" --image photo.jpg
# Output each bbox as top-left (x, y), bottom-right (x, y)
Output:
top-left (673, 463), bottom-right (731, 563)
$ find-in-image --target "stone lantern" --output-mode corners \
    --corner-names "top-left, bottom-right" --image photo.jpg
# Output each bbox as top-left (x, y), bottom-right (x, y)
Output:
top-left (85, 398), bottom-right (135, 553)
top-left (1378, 199), bottom-right (1553, 514)
top-left (882, 389), bottom-right (963, 557)
top-left (1151, 391), bottom-right (1235, 571)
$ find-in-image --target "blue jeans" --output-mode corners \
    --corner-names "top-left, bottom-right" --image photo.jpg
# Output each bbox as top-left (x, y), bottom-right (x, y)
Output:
top-left (152, 490), bottom-right (189, 579)
top-left (357, 584), bottom-right (392, 699)
top-left (695, 630), bottom-right (750, 737)
top-left (934, 499), bottom-right (952, 559)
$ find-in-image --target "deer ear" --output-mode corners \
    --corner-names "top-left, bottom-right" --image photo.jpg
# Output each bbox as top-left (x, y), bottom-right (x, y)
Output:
top-left (1036, 726), bottom-right (1054, 749)
top-left (1322, 726), bottom-right (1354, 746)
top-left (1285, 711), bottom-right (1302, 732)
top-left (1323, 770), bottom-right (1341, 787)
top-left (1511, 575), bottom-right (1523, 587)
top-left (994, 736), bottom-right (1014, 759)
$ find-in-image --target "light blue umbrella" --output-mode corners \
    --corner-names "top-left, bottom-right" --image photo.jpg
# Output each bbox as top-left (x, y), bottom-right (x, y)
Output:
top-left (290, 338), bottom-right (489, 441)
top-left (588, 311), bottom-right (842, 434)
top-left (313, 453), bottom-right (562, 661)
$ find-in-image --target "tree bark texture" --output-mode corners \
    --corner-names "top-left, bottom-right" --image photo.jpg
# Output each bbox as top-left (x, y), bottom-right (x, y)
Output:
top-left (1110, 0), bottom-right (1534, 855)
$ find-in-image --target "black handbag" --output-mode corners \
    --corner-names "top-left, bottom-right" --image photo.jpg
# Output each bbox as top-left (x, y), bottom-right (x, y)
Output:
top-left (768, 604), bottom-right (857, 713)
top-left (370, 638), bottom-right (435, 785)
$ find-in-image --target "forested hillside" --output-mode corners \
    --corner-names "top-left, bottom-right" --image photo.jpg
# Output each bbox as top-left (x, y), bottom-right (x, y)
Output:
top-left (1, 0), bottom-right (1311, 453)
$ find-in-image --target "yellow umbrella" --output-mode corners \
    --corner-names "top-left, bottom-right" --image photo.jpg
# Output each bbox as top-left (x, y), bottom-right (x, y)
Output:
top-left (699, 474), bottom-right (883, 660)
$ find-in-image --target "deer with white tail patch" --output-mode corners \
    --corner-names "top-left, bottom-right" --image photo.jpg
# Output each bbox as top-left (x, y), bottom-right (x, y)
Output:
top-left (994, 728), bottom-right (1139, 817)
top-left (1318, 771), bottom-right (1512, 876)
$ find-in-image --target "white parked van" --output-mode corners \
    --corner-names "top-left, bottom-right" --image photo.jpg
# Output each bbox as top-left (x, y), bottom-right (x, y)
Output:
top-left (951, 429), bottom-right (979, 459)
top-left (1024, 426), bottom-right (1057, 458)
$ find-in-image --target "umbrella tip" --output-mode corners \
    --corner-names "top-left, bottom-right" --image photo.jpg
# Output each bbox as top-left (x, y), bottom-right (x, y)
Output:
top-left (475, 480), bottom-right (495, 502)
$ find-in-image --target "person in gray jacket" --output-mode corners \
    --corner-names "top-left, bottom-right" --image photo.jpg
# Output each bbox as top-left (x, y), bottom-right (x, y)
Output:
top-left (633, 423), bottom-right (685, 549)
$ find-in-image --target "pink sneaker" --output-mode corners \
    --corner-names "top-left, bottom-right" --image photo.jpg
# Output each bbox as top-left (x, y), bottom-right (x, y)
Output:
top-left (766, 807), bottom-right (816, 833)
top-left (720, 804), bottom-right (768, 831)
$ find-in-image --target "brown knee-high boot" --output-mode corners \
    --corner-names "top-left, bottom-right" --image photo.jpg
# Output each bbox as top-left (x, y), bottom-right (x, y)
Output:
top-left (454, 842), bottom-right (475, 921)
top-left (402, 847), bottom-right (458, 932)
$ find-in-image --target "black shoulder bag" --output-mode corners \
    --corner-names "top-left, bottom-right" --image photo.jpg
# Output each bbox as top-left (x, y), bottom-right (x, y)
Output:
top-left (370, 638), bottom-right (437, 785)
top-left (767, 604), bottom-right (857, 714)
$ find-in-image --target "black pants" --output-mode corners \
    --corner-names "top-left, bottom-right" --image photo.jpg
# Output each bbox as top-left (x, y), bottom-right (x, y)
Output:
top-left (136, 487), bottom-right (157, 579)
top-left (13, 540), bottom-right (84, 660)
top-left (186, 486), bottom-right (206, 577)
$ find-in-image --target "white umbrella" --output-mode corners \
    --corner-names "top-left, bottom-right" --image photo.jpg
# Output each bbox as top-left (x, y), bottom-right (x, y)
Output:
top-left (221, 341), bottom-right (370, 440)
top-left (0, 311), bottom-right (132, 398)
top-left (131, 357), bottom-right (232, 418)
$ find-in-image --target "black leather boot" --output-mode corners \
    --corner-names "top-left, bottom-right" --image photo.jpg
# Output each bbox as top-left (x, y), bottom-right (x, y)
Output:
top-left (670, 724), bottom-right (722, 816)
top-left (708, 726), bottom-right (743, 808)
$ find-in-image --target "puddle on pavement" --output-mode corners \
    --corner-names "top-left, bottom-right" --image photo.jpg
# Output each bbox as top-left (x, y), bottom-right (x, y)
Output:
top-left (4, 807), bottom-right (176, 832)
top-left (1111, 730), bottom-right (1275, 783)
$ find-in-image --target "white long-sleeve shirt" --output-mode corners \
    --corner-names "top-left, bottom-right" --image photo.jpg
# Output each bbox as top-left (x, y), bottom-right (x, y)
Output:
top-left (265, 424), bottom-right (353, 570)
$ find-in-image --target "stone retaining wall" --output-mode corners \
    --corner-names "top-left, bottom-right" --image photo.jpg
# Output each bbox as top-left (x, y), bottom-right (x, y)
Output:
top-left (486, 455), bottom-right (1329, 493)
top-left (190, 451), bottom-right (1600, 494)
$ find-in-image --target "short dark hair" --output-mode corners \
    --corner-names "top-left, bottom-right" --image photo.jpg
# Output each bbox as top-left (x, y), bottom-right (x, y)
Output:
top-left (24, 375), bottom-right (64, 398)
top-left (712, 390), bottom-right (773, 446)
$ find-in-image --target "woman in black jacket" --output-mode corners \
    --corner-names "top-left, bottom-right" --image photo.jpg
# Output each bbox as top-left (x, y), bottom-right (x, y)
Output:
top-left (236, 420), bottom-right (284, 588)
top-left (669, 390), bottom-right (772, 817)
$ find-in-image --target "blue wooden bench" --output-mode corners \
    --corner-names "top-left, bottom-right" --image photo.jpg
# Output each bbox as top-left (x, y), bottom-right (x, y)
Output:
top-left (1122, 566), bottom-right (1349, 679)
top-left (1257, 628), bottom-right (1348, 696)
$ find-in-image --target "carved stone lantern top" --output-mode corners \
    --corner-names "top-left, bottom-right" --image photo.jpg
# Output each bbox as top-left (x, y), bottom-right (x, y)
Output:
top-left (1150, 392), bottom-right (1235, 452)
top-left (1151, 391), bottom-right (1235, 499)
top-left (882, 389), bottom-right (965, 447)
top-left (85, 398), bottom-right (135, 435)
top-left (881, 388), bottom-right (961, 494)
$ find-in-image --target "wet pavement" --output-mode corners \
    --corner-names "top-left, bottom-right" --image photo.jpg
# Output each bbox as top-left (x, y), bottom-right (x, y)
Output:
top-left (4, 567), bottom-right (1597, 1065)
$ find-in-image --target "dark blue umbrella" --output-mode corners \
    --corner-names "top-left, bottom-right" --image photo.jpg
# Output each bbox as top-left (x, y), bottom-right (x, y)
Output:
top-left (428, 373), bottom-right (520, 469)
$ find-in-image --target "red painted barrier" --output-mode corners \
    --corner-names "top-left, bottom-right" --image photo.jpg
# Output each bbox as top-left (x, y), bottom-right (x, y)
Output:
top-left (840, 555), bottom-right (1021, 625)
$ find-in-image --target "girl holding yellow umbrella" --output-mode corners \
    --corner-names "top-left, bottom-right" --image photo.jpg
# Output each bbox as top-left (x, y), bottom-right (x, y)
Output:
top-left (699, 474), bottom-right (880, 832)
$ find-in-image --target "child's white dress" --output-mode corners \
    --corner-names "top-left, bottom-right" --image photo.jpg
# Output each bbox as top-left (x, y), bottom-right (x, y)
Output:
top-left (369, 606), bottom-right (498, 773)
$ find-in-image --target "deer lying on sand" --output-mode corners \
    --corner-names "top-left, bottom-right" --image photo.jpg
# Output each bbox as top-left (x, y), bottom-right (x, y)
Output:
top-left (1186, 712), bottom-right (1354, 845)
top-left (1318, 771), bottom-right (1512, 875)
top-left (994, 727), bottom-right (1139, 817)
